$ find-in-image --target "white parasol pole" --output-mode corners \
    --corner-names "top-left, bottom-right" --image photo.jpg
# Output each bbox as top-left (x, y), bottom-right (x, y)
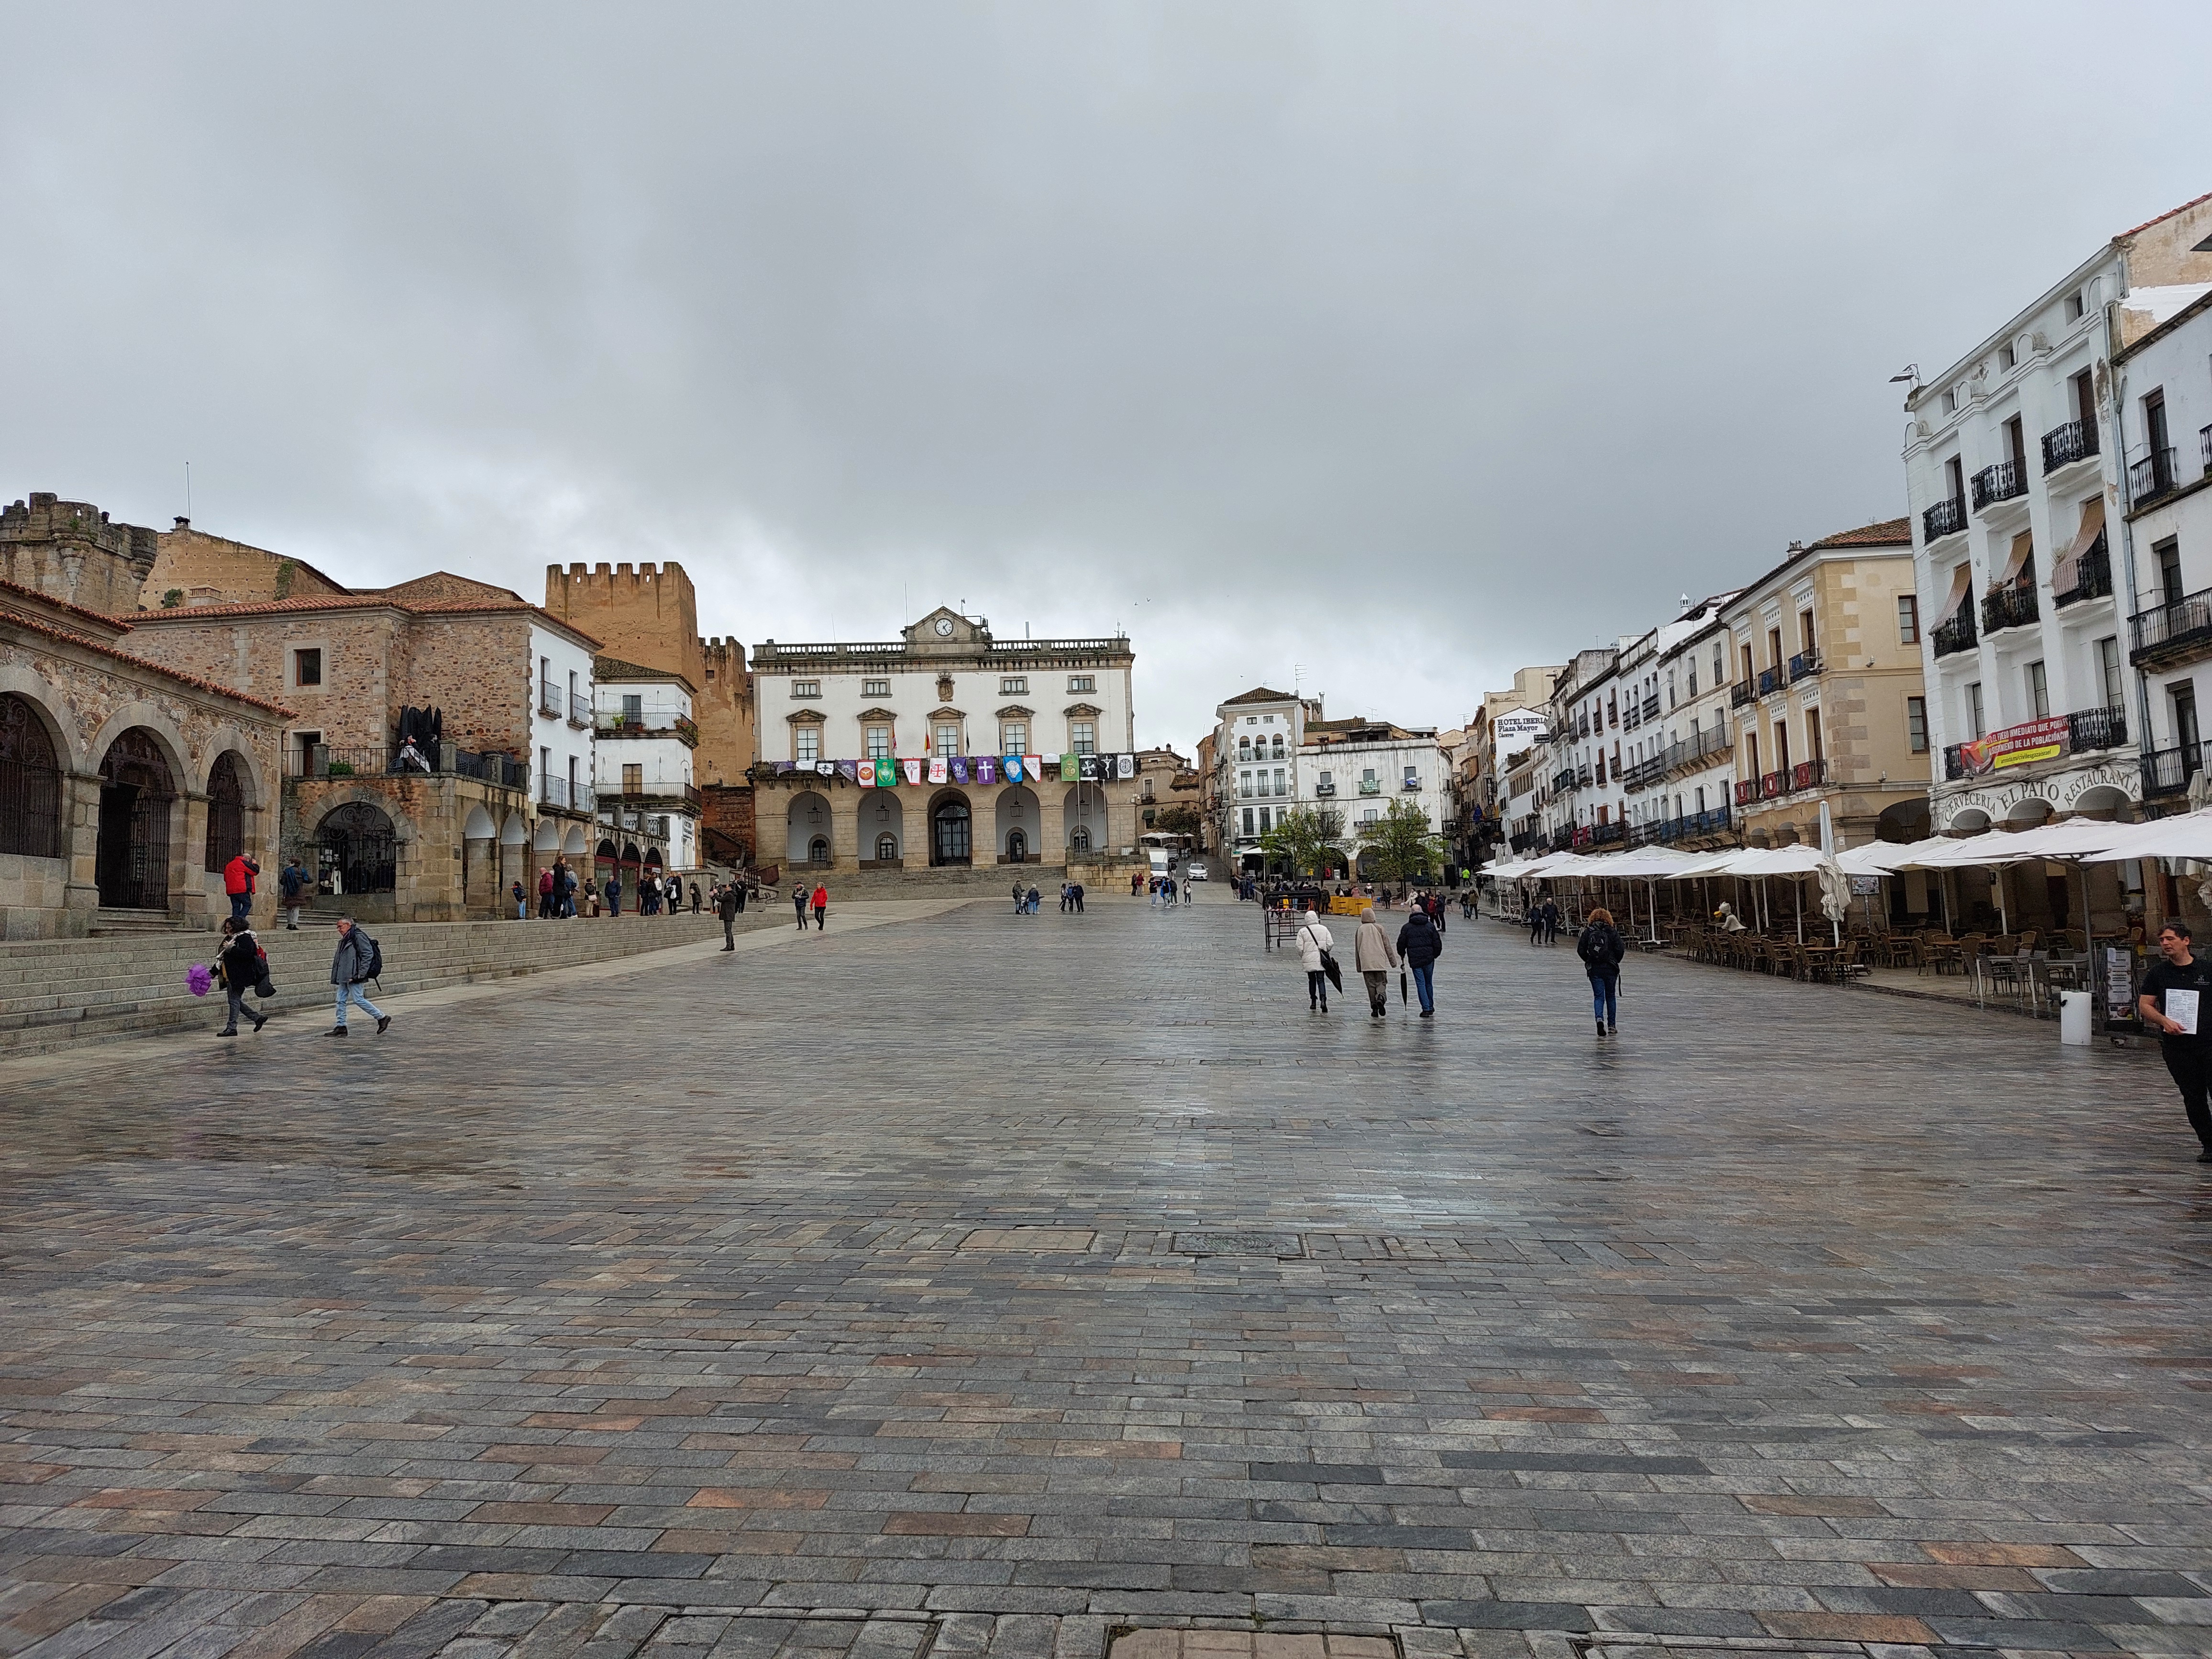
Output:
top-left (1820, 800), bottom-right (1841, 948)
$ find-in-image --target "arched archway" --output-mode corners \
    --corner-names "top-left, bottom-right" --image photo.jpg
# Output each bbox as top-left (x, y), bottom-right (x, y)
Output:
top-left (1875, 797), bottom-right (1931, 842)
top-left (2072, 785), bottom-right (2129, 821)
top-left (0, 692), bottom-right (65, 861)
top-left (930, 792), bottom-right (972, 866)
top-left (96, 728), bottom-right (178, 909)
top-left (1063, 785), bottom-right (1106, 855)
top-left (786, 790), bottom-right (831, 864)
top-left (859, 788), bottom-right (903, 866)
top-left (202, 752), bottom-right (248, 874)
top-left (315, 801), bottom-right (396, 896)
top-left (995, 785), bottom-right (1037, 862)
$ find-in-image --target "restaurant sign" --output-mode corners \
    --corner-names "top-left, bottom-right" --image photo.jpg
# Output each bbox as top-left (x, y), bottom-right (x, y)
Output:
top-left (1959, 715), bottom-right (2070, 775)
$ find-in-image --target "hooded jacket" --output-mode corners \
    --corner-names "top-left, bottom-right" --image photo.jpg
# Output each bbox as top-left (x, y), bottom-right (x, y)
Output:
top-left (1294, 912), bottom-right (1334, 971)
top-left (1353, 914), bottom-right (1400, 972)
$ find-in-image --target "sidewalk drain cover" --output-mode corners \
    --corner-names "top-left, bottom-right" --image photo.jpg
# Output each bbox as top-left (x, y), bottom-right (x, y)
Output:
top-left (1174, 1231), bottom-right (1304, 1257)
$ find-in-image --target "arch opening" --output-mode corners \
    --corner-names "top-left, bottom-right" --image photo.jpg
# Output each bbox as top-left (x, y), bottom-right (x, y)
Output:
top-left (931, 795), bottom-right (972, 866)
top-left (96, 728), bottom-right (177, 909)
top-left (316, 801), bottom-right (397, 896)
top-left (0, 692), bottom-right (65, 861)
top-left (202, 752), bottom-right (247, 874)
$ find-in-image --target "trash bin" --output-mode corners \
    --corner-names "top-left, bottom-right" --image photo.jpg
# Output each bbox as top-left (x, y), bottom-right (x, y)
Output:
top-left (2059, 989), bottom-right (2092, 1047)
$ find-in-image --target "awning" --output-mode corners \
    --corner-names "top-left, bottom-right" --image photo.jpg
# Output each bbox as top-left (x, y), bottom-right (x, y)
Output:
top-left (1835, 837), bottom-right (1946, 875)
top-left (1994, 529), bottom-right (2035, 585)
top-left (1930, 561), bottom-right (1973, 628)
top-left (2048, 496), bottom-right (2107, 596)
top-left (2081, 809), bottom-right (2212, 864)
top-left (1664, 849), bottom-right (1761, 879)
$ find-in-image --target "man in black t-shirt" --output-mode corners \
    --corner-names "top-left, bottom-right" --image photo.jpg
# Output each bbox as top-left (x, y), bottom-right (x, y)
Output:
top-left (2136, 920), bottom-right (2212, 1163)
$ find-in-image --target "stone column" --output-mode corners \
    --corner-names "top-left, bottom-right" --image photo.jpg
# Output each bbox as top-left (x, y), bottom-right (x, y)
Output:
top-left (61, 770), bottom-right (102, 937)
top-left (1039, 787), bottom-right (1066, 868)
top-left (176, 791), bottom-right (215, 930)
top-left (830, 783), bottom-right (861, 871)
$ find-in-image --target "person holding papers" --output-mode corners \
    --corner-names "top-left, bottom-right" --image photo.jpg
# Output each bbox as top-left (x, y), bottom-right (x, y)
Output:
top-left (2137, 921), bottom-right (2212, 1163)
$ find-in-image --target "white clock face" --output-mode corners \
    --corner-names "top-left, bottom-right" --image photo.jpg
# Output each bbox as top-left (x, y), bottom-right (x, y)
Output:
top-left (935, 617), bottom-right (955, 636)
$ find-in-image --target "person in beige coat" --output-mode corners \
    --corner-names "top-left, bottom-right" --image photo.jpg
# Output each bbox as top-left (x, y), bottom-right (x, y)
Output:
top-left (1353, 907), bottom-right (1401, 1019)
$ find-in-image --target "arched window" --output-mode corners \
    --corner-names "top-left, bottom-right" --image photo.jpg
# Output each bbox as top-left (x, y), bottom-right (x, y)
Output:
top-left (97, 729), bottom-right (177, 910)
top-left (876, 832), bottom-right (898, 862)
top-left (1238, 736), bottom-right (1250, 760)
top-left (203, 752), bottom-right (246, 873)
top-left (0, 694), bottom-right (64, 860)
top-left (1271, 734), bottom-right (1284, 758)
top-left (1006, 829), bottom-right (1027, 861)
top-left (316, 801), bottom-right (396, 895)
top-left (809, 836), bottom-right (831, 866)
top-left (1070, 825), bottom-right (1092, 852)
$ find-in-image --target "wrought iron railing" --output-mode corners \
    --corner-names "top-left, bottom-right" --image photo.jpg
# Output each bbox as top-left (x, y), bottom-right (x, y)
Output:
top-left (2067, 704), bottom-right (2128, 753)
top-left (1980, 576), bottom-right (2039, 636)
top-left (1621, 755), bottom-right (1665, 791)
top-left (1641, 695), bottom-right (1659, 720)
top-left (1662, 721), bottom-right (1731, 774)
top-left (2130, 586), bottom-right (2212, 666)
top-left (2041, 419), bottom-right (2098, 474)
top-left (1756, 665), bottom-right (1784, 697)
top-left (1734, 779), bottom-right (1756, 807)
top-left (2053, 533), bottom-right (2111, 608)
top-left (1971, 459), bottom-right (2027, 511)
top-left (538, 681), bottom-right (562, 719)
top-left (1943, 743), bottom-right (1967, 782)
top-left (569, 693), bottom-right (593, 728)
top-left (1931, 607), bottom-right (1978, 659)
top-left (1729, 682), bottom-right (1755, 709)
top-left (1657, 805), bottom-right (1731, 842)
top-left (2131, 447), bottom-right (2179, 505)
top-left (1760, 771), bottom-right (1785, 799)
top-left (2141, 742), bottom-right (2205, 800)
top-left (1791, 758), bottom-right (1825, 792)
top-left (1788, 648), bottom-right (1822, 682)
top-left (1923, 496), bottom-right (1967, 542)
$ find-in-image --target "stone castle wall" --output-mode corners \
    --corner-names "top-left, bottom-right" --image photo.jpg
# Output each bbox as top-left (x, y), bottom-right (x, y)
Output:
top-left (544, 562), bottom-right (704, 692)
top-left (140, 522), bottom-right (350, 611)
top-left (1, 494), bottom-right (158, 619)
top-left (695, 636), bottom-right (755, 785)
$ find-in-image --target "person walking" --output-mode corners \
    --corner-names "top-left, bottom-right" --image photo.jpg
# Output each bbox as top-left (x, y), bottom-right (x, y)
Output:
top-left (278, 857), bottom-right (307, 930)
top-left (1396, 904), bottom-right (1442, 1018)
top-left (794, 883), bottom-right (810, 931)
top-left (1541, 897), bottom-right (1561, 945)
top-left (215, 917), bottom-right (268, 1037)
top-left (1295, 906), bottom-right (1335, 1012)
top-left (1577, 905), bottom-right (1626, 1037)
top-left (222, 850), bottom-right (260, 923)
top-left (511, 877), bottom-right (528, 919)
top-left (690, 880), bottom-right (702, 914)
top-left (327, 916), bottom-right (390, 1036)
top-left (811, 880), bottom-right (829, 930)
top-left (2138, 920), bottom-right (2212, 1162)
top-left (537, 865), bottom-right (555, 919)
top-left (1353, 906), bottom-right (1400, 1019)
top-left (1526, 898), bottom-right (1545, 947)
top-left (606, 874), bottom-right (622, 916)
top-left (716, 876), bottom-right (742, 951)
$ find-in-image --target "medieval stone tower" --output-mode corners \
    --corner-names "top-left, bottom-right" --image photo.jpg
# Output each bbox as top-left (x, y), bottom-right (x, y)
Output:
top-left (544, 561), bottom-right (707, 690)
top-left (1, 494), bottom-right (159, 617)
top-left (695, 636), bottom-right (757, 787)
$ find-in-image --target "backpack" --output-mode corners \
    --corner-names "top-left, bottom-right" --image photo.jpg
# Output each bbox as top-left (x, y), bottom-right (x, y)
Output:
top-left (353, 930), bottom-right (383, 984)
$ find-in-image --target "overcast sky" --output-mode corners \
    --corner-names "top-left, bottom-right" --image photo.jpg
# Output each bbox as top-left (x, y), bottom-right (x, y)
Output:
top-left (6, 3), bottom-right (2210, 750)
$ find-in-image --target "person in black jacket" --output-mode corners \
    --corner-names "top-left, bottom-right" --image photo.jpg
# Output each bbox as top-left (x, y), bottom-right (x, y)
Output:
top-left (1396, 907), bottom-right (1442, 1018)
top-left (1577, 905), bottom-right (1626, 1036)
top-left (216, 917), bottom-right (267, 1037)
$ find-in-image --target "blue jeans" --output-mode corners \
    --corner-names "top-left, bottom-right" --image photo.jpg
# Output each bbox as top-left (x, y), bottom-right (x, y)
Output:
top-left (230, 893), bottom-right (253, 921)
top-left (1410, 962), bottom-right (1435, 1014)
top-left (1590, 972), bottom-right (1618, 1027)
top-left (334, 981), bottom-right (386, 1028)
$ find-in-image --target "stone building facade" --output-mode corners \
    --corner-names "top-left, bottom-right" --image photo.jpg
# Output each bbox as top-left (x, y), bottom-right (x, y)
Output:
top-left (140, 519), bottom-right (350, 612)
top-left (118, 580), bottom-right (600, 923)
top-left (2, 569), bottom-right (289, 941)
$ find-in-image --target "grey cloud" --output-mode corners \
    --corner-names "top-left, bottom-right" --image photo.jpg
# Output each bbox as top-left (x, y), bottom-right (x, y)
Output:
top-left (4, 1), bottom-right (2209, 744)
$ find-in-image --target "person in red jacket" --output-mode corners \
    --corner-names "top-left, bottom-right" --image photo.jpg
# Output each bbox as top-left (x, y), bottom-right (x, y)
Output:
top-left (222, 852), bottom-right (260, 923)
top-left (810, 881), bottom-right (829, 930)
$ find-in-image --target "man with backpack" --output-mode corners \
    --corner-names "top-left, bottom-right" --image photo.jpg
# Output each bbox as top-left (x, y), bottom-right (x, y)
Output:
top-left (1576, 905), bottom-right (1626, 1037)
top-left (328, 916), bottom-right (391, 1036)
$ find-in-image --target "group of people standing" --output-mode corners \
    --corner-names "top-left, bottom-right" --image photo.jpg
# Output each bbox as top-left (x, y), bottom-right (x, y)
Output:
top-left (510, 860), bottom-right (708, 919)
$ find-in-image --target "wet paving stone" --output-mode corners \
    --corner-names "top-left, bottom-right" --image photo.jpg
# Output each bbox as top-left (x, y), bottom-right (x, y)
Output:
top-left (3, 899), bottom-right (2212, 1659)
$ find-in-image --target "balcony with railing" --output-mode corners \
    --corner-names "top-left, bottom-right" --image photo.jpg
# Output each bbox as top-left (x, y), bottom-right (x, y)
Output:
top-left (1923, 496), bottom-right (1968, 542)
top-left (568, 693), bottom-right (593, 729)
top-left (1759, 770), bottom-right (1786, 800)
top-left (1943, 742), bottom-right (1968, 782)
top-left (2052, 533), bottom-right (2111, 609)
top-left (1931, 606), bottom-right (1978, 660)
top-left (2203, 424), bottom-right (2212, 476)
top-left (1551, 767), bottom-right (1577, 794)
top-left (1621, 755), bottom-right (1666, 792)
top-left (2068, 704), bottom-right (2128, 754)
top-left (1733, 778), bottom-right (1756, 807)
top-left (2041, 418), bottom-right (2099, 474)
top-left (538, 681), bottom-right (562, 719)
top-left (597, 712), bottom-right (703, 747)
top-left (1729, 681), bottom-right (1755, 709)
top-left (1640, 694), bottom-right (1659, 720)
top-left (1970, 459), bottom-right (2028, 512)
top-left (2131, 585), bottom-right (2212, 670)
top-left (1655, 805), bottom-right (1732, 844)
top-left (1790, 758), bottom-right (1825, 792)
top-left (1576, 764), bottom-right (1593, 789)
top-left (287, 742), bottom-right (529, 794)
top-left (540, 777), bottom-right (598, 813)
top-left (1756, 665), bottom-right (1785, 697)
top-left (1357, 777), bottom-right (1383, 795)
top-left (2141, 741), bottom-right (2206, 800)
top-left (1313, 781), bottom-right (1335, 796)
top-left (598, 781), bottom-right (705, 814)
top-left (1788, 647), bottom-right (1822, 682)
top-left (1980, 575), bottom-right (2039, 636)
top-left (2131, 446), bottom-right (2179, 507)
top-left (1663, 720), bottom-right (1732, 775)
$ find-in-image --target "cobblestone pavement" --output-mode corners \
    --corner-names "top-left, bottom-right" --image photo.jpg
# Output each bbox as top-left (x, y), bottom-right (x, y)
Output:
top-left (4, 899), bottom-right (2212, 1659)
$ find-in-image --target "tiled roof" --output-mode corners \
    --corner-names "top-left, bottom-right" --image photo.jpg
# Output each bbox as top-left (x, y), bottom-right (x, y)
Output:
top-left (1805, 517), bottom-right (1912, 551)
top-left (2116, 190), bottom-right (2212, 242)
top-left (0, 576), bottom-right (134, 637)
top-left (1221, 686), bottom-right (1295, 706)
top-left (0, 605), bottom-right (297, 718)
top-left (123, 589), bottom-right (604, 647)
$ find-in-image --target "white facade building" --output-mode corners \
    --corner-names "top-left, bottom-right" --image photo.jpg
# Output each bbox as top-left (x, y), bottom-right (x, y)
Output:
top-left (1302, 715), bottom-right (1448, 878)
top-left (1906, 192), bottom-right (2212, 832)
top-left (1212, 687), bottom-right (1307, 865)
top-left (593, 657), bottom-right (699, 874)
top-left (2113, 285), bottom-right (2212, 803)
top-left (1543, 647), bottom-right (1624, 848)
top-left (1650, 606), bottom-right (1741, 844)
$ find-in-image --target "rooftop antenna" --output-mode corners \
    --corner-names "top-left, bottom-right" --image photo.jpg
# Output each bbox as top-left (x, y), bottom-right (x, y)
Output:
top-left (184, 460), bottom-right (191, 522)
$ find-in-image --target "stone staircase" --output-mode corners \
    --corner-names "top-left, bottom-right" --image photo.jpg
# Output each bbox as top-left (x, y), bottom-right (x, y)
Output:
top-left (0, 908), bottom-right (791, 1061)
